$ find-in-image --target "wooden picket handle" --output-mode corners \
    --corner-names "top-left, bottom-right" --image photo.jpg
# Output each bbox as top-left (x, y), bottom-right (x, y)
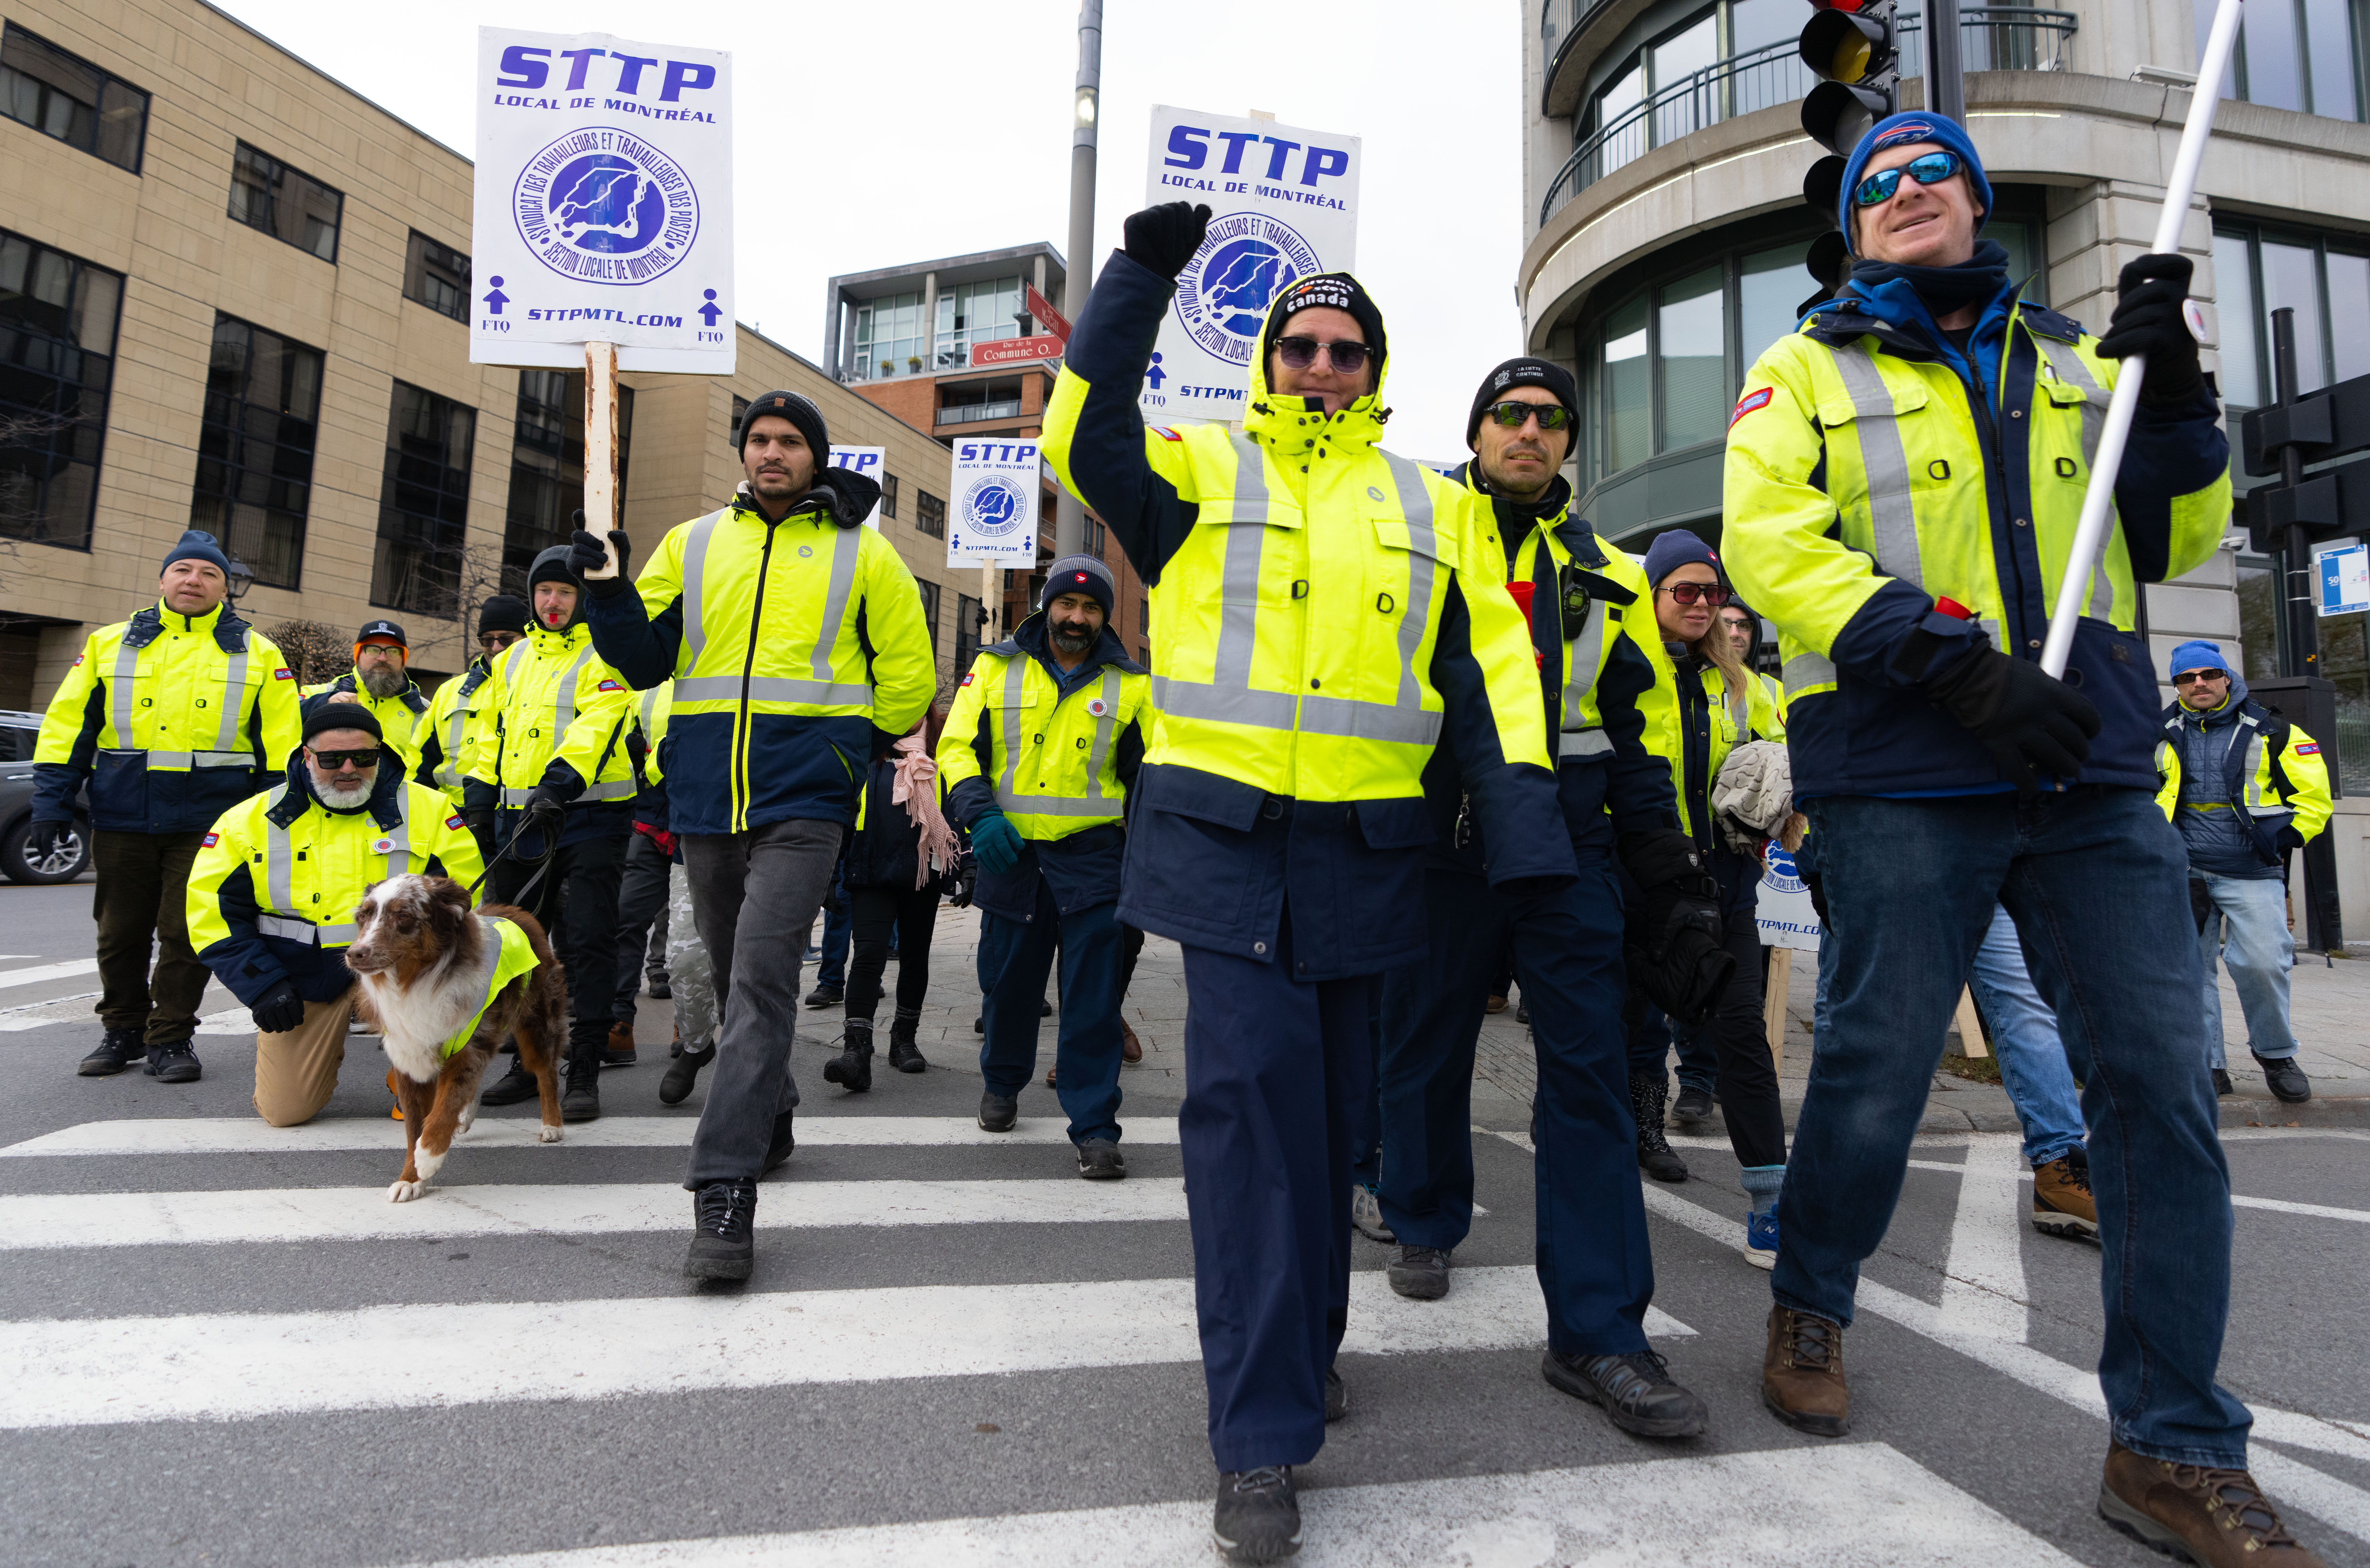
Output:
top-left (580, 340), bottom-right (622, 581)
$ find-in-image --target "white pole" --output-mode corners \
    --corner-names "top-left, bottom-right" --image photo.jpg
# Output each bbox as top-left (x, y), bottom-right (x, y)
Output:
top-left (2039, 0), bottom-right (2244, 678)
top-left (580, 340), bottom-right (622, 581)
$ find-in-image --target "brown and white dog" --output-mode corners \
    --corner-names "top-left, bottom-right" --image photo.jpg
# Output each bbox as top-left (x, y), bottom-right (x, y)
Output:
top-left (345, 874), bottom-right (570, 1202)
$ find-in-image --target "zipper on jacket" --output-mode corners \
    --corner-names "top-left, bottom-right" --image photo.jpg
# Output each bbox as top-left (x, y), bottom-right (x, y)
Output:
top-left (733, 515), bottom-right (782, 834)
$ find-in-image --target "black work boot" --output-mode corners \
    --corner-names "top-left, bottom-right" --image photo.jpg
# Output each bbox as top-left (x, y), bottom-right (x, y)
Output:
top-left (1543, 1346), bottom-right (1710, 1438)
top-left (144, 1039), bottom-right (202, 1083)
top-left (1629, 1073), bottom-right (1689, 1183)
top-left (480, 1054), bottom-right (540, 1106)
top-left (561, 1047), bottom-right (601, 1122)
top-left (660, 1042), bottom-right (714, 1106)
top-left (979, 1089), bottom-right (1018, 1132)
top-left (1212, 1466), bottom-right (1300, 1564)
top-left (822, 1022), bottom-right (874, 1093)
top-left (2254, 1052), bottom-right (2312, 1104)
top-left (78, 1028), bottom-right (146, 1077)
top-left (683, 1179), bottom-right (757, 1280)
top-left (887, 1008), bottom-right (927, 1073)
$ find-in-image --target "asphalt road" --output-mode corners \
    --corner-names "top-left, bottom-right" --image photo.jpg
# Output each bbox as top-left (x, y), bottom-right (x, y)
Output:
top-left (0, 880), bottom-right (2364, 1567)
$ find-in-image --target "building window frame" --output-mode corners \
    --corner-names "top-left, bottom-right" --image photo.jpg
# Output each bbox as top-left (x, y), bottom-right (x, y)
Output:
top-left (228, 141), bottom-right (343, 263)
top-left (371, 381), bottom-right (477, 616)
top-left (853, 291), bottom-right (925, 379)
top-left (955, 592), bottom-right (983, 670)
top-left (916, 577), bottom-right (940, 652)
top-left (2209, 219), bottom-right (2370, 410)
top-left (503, 368), bottom-right (633, 590)
top-left (0, 23), bottom-right (148, 174)
top-left (192, 314), bottom-right (324, 590)
top-left (880, 472), bottom-right (900, 520)
top-left (916, 488), bottom-right (947, 539)
top-left (0, 228), bottom-right (122, 550)
top-left (402, 231), bottom-right (471, 323)
top-left (2199, 0), bottom-right (2368, 121)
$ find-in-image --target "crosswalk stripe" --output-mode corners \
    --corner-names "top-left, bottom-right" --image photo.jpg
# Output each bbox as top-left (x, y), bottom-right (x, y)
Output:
top-left (397, 1443), bottom-right (2082, 1567)
top-left (1903, 1158), bottom-right (2370, 1225)
top-left (0, 1116), bottom-right (1183, 1157)
top-left (0, 1266), bottom-right (1693, 1429)
top-left (0, 958), bottom-right (98, 991)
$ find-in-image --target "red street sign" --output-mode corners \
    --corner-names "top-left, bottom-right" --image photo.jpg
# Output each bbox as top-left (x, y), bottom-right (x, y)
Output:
top-left (1025, 284), bottom-right (1071, 344)
top-left (972, 335), bottom-right (1064, 367)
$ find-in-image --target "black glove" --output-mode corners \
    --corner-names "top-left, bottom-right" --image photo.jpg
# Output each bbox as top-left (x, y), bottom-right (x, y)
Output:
top-left (1616, 831), bottom-right (1734, 1025)
top-left (567, 512), bottom-right (633, 599)
top-left (2095, 253), bottom-right (2202, 402)
top-left (2275, 824), bottom-right (2306, 855)
top-left (250, 979), bottom-right (304, 1035)
top-left (947, 850), bottom-right (977, 909)
top-left (522, 784), bottom-right (568, 823)
top-left (1123, 202), bottom-right (1211, 282)
top-left (1924, 646), bottom-right (2102, 795)
top-left (26, 819), bottom-right (72, 861)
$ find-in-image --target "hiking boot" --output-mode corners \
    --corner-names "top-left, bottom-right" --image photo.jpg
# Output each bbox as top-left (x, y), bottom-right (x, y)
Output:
top-left (1324, 1366), bottom-right (1346, 1422)
top-left (822, 1025), bottom-right (874, 1093)
top-left (2255, 1053), bottom-right (2312, 1104)
top-left (1543, 1347), bottom-right (1709, 1438)
top-left (2098, 1441), bottom-right (2326, 1566)
top-left (979, 1090), bottom-right (1018, 1132)
top-left (1671, 1085), bottom-right (1715, 1126)
top-left (1485, 993), bottom-right (1508, 1014)
top-left (887, 1009), bottom-right (926, 1073)
top-left (804, 984), bottom-right (843, 1009)
top-left (1351, 1182), bottom-right (1395, 1243)
top-left (78, 1028), bottom-right (145, 1077)
top-left (1388, 1245), bottom-right (1450, 1300)
top-left (560, 1060), bottom-right (600, 1122)
top-left (762, 1108), bottom-right (795, 1176)
top-left (2033, 1151), bottom-right (2099, 1240)
top-left (1629, 1073), bottom-right (1689, 1183)
top-left (660, 1043), bottom-right (714, 1106)
top-left (603, 1022), bottom-right (637, 1068)
top-left (1212, 1467), bottom-right (1300, 1565)
top-left (683, 1179), bottom-right (757, 1281)
top-left (2211, 1067), bottom-right (2233, 1096)
top-left (1762, 1305), bottom-right (1849, 1436)
top-left (1077, 1139), bottom-right (1127, 1180)
top-left (481, 1057), bottom-right (540, 1106)
top-left (1121, 1017), bottom-right (1143, 1064)
top-left (144, 1040), bottom-right (202, 1083)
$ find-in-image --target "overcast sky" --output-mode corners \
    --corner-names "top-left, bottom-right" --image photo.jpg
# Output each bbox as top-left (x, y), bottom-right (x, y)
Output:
top-left (212, 0), bottom-right (1528, 461)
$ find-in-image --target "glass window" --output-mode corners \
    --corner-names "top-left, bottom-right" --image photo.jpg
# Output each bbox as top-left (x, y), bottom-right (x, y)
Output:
top-left (1602, 294), bottom-right (1652, 472)
top-left (2204, 0), bottom-right (2365, 119)
top-left (1738, 240), bottom-right (1812, 370)
top-left (934, 275), bottom-right (1023, 370)
top-left (1650, 11), bottom-right (1719, 147)
top-left (880, 472), bottom-right (899, 520)
top-left (0, 230), bottom-right (119, 549)
top-left (372, 383), bottom-right (476, 615)
top-left (2329, 251), bottom-right (2370, 384)
top-left (0, 24), bottom-right (146, 173)
top-left (854, 292), bottom-right (923, 379)
top-left (917, 488), bottom-right (947, 540)
top-left (1658, 265), bottom-right (1728, 450)
top-left (502, 369), bottom-right (633, 588)
top-left (2215, 224), bottom-right (2370, 404)
top-left (916, 578), bottom-right (940, 652)
top-left (228, 142), bottom-right (342, 262)
top-left (939, 376), bottom-right (1024, 425)
top-left (191, 316), bottom-right (322, 589)
top-left (954, 591), bottom-right (982, 669)
top-left (2213, 231), bottom-right (2262, 407)
top-left (2260, 240), bottom-right (2326, 393)
top-left (403, 232), bottom-right (470, 324)
top-left (1591, 58), bottom-right (1647, 179)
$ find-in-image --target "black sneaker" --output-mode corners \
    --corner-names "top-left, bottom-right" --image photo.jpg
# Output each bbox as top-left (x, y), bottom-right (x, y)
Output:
top-left (1039, 998), bottom-right (1053, 1017)
top-left (762, 1108), bottom-right (795, 1176)
top-left (973, 1014), bottom-right (985, 1035)
top-left (2211, 1068), bottom-right (2234, 1096)
top-left (804, 985), bottom-right (844, 1009)
top-left (1077, 1139), bottom-right (1126, 1180)
top-left (78, 1028), bottom-right (145, 1077)
top-left (660, 1043), bottom-right (714, 1106)
top-left (144, 1040), bottom-right (202, 1083)
top-left (1670, 1085), bottom-right (1714, 1125)
top-left (1212, 1467), bottom-right (1300, 1564)
top-left (1388, 1244), bottom-right (1450, 1300)
top-left (1542, 1347), bottom-right (1709, 1438)
top-left (683, 1179), bottom-right (757, 1280)
top-left (1324, 1366), bottom-right (1346, 1423)
top-left (480, 1058), bottom-right (541, 1106)
top-left (979, 1091), bottom-right (1018, 1133)
top-left (561, 1064), bottom-right (601, 1123)
top-left (647, 979), bottom-right (671, 1000)
top-left (2254, 1053), bottom-right (2311, 1104)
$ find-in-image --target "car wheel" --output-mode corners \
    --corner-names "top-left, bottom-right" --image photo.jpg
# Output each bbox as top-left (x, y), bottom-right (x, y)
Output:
top-left (2, 815), bottom-right (93, 884)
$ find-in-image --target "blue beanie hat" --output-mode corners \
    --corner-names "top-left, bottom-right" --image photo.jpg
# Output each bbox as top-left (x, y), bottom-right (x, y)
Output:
top-left (2168, 639), bottom-right (2234, 681)
top-left (1041, 554), bottom-right (1116, 620)
top-left (162, 529), bottom-right (231, 578)
top-left (1838, 112), bottom-right (1995, 257)
top-left (1642, 528), bottom-right (1721, 588)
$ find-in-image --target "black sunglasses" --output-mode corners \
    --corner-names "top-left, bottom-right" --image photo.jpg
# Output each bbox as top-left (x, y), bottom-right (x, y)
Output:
top-left (1483, 400), bottom-right (1572, 431)
top-left (2172, 670), bottom-right (2228, 686)
top-left (1272, 336), bottom-right (1374, 374)
top-left (1853, 150), bottom-right (1963, 208)
top-left (1659, 583), bottom-right (1731, 607)
top-left (309, 747), bottom-right (381, 771)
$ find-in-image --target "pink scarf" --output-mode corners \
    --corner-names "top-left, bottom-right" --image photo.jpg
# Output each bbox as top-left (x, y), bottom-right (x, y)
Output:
top-left (890, 735), bottom-right (960, 890)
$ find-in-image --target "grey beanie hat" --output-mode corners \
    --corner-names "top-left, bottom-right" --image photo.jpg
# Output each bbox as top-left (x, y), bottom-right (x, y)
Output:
top-left (1040, 554), bottom-right (1117, 620)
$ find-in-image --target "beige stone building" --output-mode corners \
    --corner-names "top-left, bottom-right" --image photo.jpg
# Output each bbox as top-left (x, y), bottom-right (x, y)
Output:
top-left (1519, 0), bottom-right (2370, 934)
top-left (0, 0), bottom-right (982, 711)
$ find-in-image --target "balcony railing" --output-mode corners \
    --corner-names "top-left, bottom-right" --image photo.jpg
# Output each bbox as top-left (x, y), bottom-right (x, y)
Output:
top-left (938, 400), bottom-right (1024, 426)
top-left (1540, 8), bottom-right (2077, 226)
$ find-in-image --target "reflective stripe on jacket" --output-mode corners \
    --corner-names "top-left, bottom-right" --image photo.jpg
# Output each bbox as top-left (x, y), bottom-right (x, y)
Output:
top-left (2153, 696), bottom-right (2333, 858)
top-left (939, 630), bottom-right (1151, 842)
top-left (299, 671), bottom-right (431, 776)
top-left (466, 624), bottom-right (638, 807)
top-left (419, 658), bottom-right (494, 805)
top-left (1634, 634), bottom-right (1785, 847)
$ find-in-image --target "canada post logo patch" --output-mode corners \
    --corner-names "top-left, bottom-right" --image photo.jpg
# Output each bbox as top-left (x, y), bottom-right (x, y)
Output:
top-left (72, 653), bottom-right (84, 666)
top-left (2296, 742), bottom-right (2322, 755)
top-left (1729, 388), bottom-right (1774, 429)
top-left (200, 832), bottom-right (219, 847)
top-left (446, 814), bottom-right (467, 829)
top-left (274, 667), bottom-right (294, 679)
top-left (960, 672), bottom-right (976, 687)
top-left (597, 680), bottom-right (625, 693)
top-left (1152, 425), bottom-right (1183, 442)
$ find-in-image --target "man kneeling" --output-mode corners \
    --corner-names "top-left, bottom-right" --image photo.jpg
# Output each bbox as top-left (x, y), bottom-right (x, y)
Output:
top-left (186, 704), bottom-right (485, 1125)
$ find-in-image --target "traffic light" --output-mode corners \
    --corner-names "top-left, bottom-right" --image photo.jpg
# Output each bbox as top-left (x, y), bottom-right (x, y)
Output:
top-left (1800, 0), bottom-right (1901, 156)
top-left (2241, 368), bottom-right (2370, 553)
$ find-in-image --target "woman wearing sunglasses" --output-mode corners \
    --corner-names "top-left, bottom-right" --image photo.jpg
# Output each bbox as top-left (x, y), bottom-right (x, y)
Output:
top-left (1719, 110), bottom-right (2322, 1566)
top-left (1624, 531), bottom-right (1787, 1253)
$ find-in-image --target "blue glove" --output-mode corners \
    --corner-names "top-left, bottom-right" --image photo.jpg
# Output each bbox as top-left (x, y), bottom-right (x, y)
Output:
top-left (970, 813), bottom-right (1024, 876)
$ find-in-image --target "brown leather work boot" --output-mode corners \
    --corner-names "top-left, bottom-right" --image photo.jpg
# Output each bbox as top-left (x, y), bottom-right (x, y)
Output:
top-left (2099, 1441), bottom-right (2327, 1566)
top-left (1761, 1305), bottom-right (1850, 1436)
top-left (1121, 1017), bottom-right (1143, 1064)
top-left (603, 1022), bottom-right (637, 1068)
top-left (2032, 1153), bottom-right (2098, 1240)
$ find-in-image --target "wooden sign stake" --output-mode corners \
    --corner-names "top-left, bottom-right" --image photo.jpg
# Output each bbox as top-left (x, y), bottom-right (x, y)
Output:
top-left (1953, 985), bottom-right (1990, 1060)
top-left (581, 340), bottom-right (622, 580)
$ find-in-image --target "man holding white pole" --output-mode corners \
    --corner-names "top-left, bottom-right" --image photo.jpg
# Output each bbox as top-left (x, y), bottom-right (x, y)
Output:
top-left (1724, 108), bottom-right (2329, 1564)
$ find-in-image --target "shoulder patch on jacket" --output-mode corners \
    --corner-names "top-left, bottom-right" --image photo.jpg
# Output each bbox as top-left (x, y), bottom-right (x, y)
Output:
top-left (1152, 426), bottom-right (1183, 441)
top-left (960, 672), bottom-right (975, 687)
top-left (1729, 388), bottom-right (1774, 429)
top-left (72, 653), bottom-right (84, 666)
top-left (596, 680), bottom-right (625, 693)
top-left (273, 667), bottom-right (293, 679)
top-left (201, 831), bottom-right (219, 847)
top-left (446, 813), bottom-right (467, 829)
top-left (2294, 741), bottom-right (2321, 755)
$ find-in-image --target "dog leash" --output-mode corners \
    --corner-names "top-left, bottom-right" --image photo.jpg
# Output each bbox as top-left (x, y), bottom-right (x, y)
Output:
top-left (465, 811), bottom-right (562, 915)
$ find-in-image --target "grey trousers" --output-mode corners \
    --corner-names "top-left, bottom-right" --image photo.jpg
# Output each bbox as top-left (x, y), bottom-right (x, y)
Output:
top-left (682, 818), bottom-right (844, 1186)
top-left (612, 832), bottom-right (673, 1028)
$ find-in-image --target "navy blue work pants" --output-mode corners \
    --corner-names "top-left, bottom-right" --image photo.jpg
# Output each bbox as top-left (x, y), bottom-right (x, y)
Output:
top-left (1179, 914), bottom-right (1370, 1471)
top-left (1379, 858), bottom-right (1657, 1357)
top-left (978, 880), bottom-right (1124, 1145)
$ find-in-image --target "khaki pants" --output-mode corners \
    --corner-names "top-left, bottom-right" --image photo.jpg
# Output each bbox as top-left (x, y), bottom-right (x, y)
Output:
top-left (253, 991), bottom-right (357, 1127)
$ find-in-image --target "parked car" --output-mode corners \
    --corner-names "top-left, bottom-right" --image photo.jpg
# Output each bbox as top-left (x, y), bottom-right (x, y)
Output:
top-left (0, 710), bottom-right (91, 885)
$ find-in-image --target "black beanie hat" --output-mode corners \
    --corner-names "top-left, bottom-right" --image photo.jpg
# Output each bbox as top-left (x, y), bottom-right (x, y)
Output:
top-left (302, 700), bottom-right (383, 745)
top-left (1467, 357), bottom-right (1582, 448)
top-left (1263, 273), bottom-right (1387, 383)
top-left (1040, 554), bottom-right (1117, 620)
top-left (735, 389), bottom-right (830, 463)
top-left (477, 594), bottom-right (529, 636)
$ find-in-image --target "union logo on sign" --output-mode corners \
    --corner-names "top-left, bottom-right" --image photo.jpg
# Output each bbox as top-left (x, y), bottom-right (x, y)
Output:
top-left (513, 127), bottom-right (699, 286)
top-left (1762, 845), bottom-right (1807, 895)
top-left (1173, 213), bottom-right (1321, 366)
top-left (961, 475), bottom-right (1029, 539)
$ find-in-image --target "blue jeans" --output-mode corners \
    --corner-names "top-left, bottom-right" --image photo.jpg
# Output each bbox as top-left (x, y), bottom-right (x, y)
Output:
top-left (1782, 790), bottom-right (2249, 1467)
top-left (1967, 903), bottom-right (2086, 1169)
top-left (978, 883), bottom-right (1124, 1145)
top-left (2194, 872), bottom-right (2299, 1067)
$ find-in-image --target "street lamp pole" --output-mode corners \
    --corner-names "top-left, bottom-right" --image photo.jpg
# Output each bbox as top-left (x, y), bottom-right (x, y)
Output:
top-left (1052, 0), bottom-right (1101, 561)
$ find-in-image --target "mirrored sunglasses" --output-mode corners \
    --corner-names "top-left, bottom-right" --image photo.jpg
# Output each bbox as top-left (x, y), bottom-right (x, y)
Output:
top-left (1484, 400), bottom-right (1573, 431)
top-left (1272, 336), bottom-right (1374, 374)
top-left (1853, 150), bottom-right (1963, 208)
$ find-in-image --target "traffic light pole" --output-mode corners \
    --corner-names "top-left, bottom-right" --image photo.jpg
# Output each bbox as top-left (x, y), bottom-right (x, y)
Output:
top-left (2271, 308), bottom-right (2322, 682)
top-left (1053, 0), bottom-right (1102, 563)
top-left (1921, 0), bottom-right (1965, 122)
